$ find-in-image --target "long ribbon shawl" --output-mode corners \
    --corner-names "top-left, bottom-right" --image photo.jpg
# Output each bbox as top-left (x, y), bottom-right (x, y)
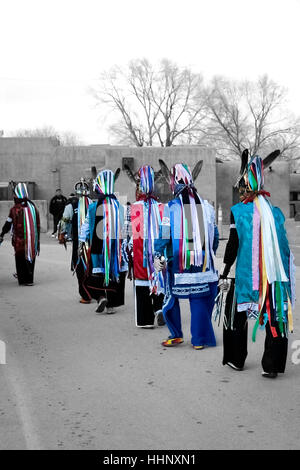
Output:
top-left (77, 196), bottom-right (91, 272)
top-left (250, 195), bottom-right (292, 341)
top-left (102, 197), bottom-right (121, 286)
top-left (92, 170), bottom-right (121, 286)
top-left (23, 202), bottom-right (39, 262)
top-left (213, 278), bottom-right (235, 329)
top-left (177, 190), bottom-right (210, 273)
top-left (136, 195), bottom-right (163, 294)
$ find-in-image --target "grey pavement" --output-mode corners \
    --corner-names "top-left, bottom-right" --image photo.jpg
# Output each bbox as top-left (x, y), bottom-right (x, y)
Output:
top-left (0, 232), bottom-right (299, 450)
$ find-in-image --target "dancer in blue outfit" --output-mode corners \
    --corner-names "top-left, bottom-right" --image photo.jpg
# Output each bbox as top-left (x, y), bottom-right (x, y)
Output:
top-left (79, 168), bottom-right (127, 314)
top-left (220, 151), bottom-right (295, 378)
top-left (154, 161), bottom-right (219, 349)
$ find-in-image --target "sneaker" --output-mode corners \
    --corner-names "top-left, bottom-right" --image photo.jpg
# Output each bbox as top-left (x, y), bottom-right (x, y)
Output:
top-left (106, 307), bottom-right (116, 314)
top-left (140, 325), bottom-right (154, 329)
top-left (79, 298), bottom-right (91, 304)
top-left (261, 371), bottom-right (278, 379)
top-left (156, 312), bottom-right (165, 326)
top-left (193, 345), bottom-right (204, 350)
top-left (225, 362), bottom-right (244, 371)
top-left (161, 337), bottom-right (184, 347)
top-left (95, 297), bottom-right (108, 313)
top-left (51, 234), bottom-right (56, 238)
top-left (24, 282), bottom-right (34, 286)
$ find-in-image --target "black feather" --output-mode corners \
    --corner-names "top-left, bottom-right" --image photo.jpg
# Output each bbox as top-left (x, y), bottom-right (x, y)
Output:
top-left (158, 159), bottom-right (171, 183)
top-left (124, 164), bottom-right (138, 184)
top-left (263, 150), bottom-right (280, 168)
top-left (154, 169), bottom-right (163, 181)
top-left (114, 168), bottom-right (121, 181)
top-left (91, 166), bottom-right (97, 179)
top-left (233, 149), bottom-right (249, 188)
top-left (240, 149), bottom-right (249, 175)
top-left (192, 160), bottom-right (203, 181)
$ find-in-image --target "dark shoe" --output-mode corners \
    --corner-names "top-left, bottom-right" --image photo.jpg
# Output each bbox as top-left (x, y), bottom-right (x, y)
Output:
top-left (95, 297), bottom-right (108, 313)
top-left (157, 312), bottom-right (165, 326)
top-left (262, 371), bottom-right (278, 379)
top-left (79, 298), bottom-right (91, 304)
top-left (226, 362), bottom-right (243, 371)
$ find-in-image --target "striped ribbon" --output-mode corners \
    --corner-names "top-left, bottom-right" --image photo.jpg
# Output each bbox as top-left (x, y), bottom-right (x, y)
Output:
top-left (23, 202), bottom-right (39, 262)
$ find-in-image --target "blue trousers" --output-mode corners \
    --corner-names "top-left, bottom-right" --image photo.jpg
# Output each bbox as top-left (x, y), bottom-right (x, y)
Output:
top-left (164, 281), bottom-right (217, 347)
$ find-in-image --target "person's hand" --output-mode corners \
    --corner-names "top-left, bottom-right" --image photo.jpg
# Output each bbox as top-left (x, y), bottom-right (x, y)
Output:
top-left (154, 256), bottom-right (166, 272)
top-left (218, 277), bottom-right (230, 292)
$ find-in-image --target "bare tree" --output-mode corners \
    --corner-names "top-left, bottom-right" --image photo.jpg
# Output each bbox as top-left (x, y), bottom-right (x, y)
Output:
top-left (11, 125), bottom-right (60, 139)
top-left (9, 126), bottom-right (83, 146)
top-left (91, 58), bottom-right (208, 147)
top-left (203, 74), bottom-right (300, 160)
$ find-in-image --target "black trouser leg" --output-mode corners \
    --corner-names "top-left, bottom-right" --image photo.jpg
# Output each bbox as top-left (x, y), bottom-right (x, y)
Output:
top-left (15, 254), bottom-right (35, 285)
top-left (261, 321), bottom-right (288, 374)
top-left (84, 273), bottom-right (107, 301)
top-left (106, 271), bottom-right (126, 308)
top-left (53, 215), bottom-right (60, 234)
top-left (84, 273), bottom-right (125, 306)
top-left (76, 260), bottom-right (91, 301)
top-left (222, 281), bottom-right (248, 368)
top-left (152, 293), bottom-right (164, 314)
top-left (135, 285), bottom-right (155, 326)
top-left (223, 311), bottom-right (248, 368)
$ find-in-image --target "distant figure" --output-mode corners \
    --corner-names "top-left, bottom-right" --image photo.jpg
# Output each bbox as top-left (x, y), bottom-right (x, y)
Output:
top-left (49, 189), bottom-right (67, 237)
top-left (0, 182), bottom-right (40, 286)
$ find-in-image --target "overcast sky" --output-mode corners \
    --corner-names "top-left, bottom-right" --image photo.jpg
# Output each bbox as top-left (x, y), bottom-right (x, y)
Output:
top-left (1, 0), bottom-right (300, 144)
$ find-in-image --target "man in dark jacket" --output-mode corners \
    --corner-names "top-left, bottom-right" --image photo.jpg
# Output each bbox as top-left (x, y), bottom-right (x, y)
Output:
top-left (49, 189), bottom-right (67, 236)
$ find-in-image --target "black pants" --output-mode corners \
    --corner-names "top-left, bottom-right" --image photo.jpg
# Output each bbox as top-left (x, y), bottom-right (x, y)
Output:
top-left (135, 285), bottom-right (164, 327)
top-left (223, 311), bottom-right (248, 369)
top-left (222, 281), bottom-right (288, 373)
top-left (15, 254), bottom-right (35, 285)
top-left (52, 214), bottom-right (61, 234)
top-left (261, 322), bottom-right (288, 374)
top-left (83, 271), bottom-right (127, 308)
top-left (75, 260), bottom-right (91, 301)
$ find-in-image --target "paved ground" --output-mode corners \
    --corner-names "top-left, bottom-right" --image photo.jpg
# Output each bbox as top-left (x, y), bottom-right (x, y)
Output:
top-left (0, 233), bottom-right (300, 450)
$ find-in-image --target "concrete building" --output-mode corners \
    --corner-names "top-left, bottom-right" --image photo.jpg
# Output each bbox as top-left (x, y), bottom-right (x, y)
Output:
top-left (0, 138), bottom-right (216, 231)
top-left (0, 137), bottom-right (292, 231)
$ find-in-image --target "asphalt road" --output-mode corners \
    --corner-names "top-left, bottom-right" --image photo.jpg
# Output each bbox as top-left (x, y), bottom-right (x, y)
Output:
top-left (0, 235), bottom-right (300, 450)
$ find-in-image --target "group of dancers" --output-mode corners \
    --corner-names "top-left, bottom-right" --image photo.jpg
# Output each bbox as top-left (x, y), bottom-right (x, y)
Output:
top-left (0, 150), bottom-right (295, 378)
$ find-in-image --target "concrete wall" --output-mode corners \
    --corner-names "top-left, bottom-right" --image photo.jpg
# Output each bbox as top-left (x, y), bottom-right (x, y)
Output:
top-left (0, 137), bottom-right (60, 203)
top-left (55, 144), bottom-right (217, 205)
top-left (216, 160), bottom-right (291, 223)
top-left (0, 200), bottom-right (48, 233)
top-left (0, 138), bottom-right (217, 230)
top-left (0, 137), bottom-right (292, 228)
